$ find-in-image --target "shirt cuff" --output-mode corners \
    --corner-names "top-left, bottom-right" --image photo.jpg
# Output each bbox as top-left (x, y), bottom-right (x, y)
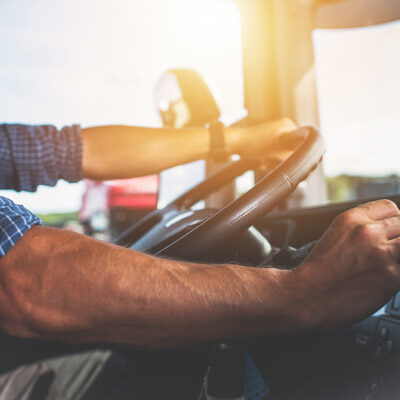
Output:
top-left (57, 125), bottom-right (83, 184)
top-left (0, 196), bottom-right (43, 257)
top-left (1, 124), bottom-right (83, 192)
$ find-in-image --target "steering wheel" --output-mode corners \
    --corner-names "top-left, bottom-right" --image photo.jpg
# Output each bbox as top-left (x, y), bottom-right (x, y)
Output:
top-left (114, 126), bottom-right (325, 264)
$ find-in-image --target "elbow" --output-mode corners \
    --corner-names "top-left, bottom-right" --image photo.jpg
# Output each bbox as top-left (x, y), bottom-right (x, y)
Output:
top-left (0, 288), bottom-right (41, 339)
top-left (0, 227), bottom-right (56, 339)
top-left (0, 312), bottom-right (39, 340)
top-left (0, 279), bottom-right (69, 341)
top-left (0, 269), bottom-right (46, 340)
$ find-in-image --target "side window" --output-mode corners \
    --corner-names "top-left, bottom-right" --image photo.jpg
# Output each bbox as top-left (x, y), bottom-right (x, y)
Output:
top-left (313, 20), bottom-right (400, 202)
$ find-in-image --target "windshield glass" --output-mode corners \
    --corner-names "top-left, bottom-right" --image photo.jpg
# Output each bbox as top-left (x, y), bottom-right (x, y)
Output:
top-left (0, 0), bottom-right (244, 213)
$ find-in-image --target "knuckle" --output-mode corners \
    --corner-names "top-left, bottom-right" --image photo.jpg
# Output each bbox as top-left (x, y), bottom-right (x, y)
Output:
top-left (334, 210), bottom-right (357, 226)
top-left (280, 118), bottom-right (296, 131)
top-left (380, 199), bottom-right (399, 213)
top-left (368, 241), bottom-right (397, 272)
top-left (280, 117), bottom-right (292, 126)
top-left (354, 223), bottom-right (378, 241)
top-left (372, 242), bottom-right (389, 260)
top-left (383, 265), bottom-right (400, 286)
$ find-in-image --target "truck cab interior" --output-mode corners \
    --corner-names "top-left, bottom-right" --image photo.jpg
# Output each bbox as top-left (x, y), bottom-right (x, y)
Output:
top-left (1, 0), bottom-right (400, 399)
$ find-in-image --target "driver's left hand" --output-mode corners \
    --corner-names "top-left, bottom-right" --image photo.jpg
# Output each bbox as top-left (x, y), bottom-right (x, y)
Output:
top-left (229, 118), bottom-right (304, 170)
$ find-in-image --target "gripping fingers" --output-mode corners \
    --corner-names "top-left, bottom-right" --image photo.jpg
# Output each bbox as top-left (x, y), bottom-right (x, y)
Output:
top-left (389, 237), bottom-right (400, 257)
top-left (386, 239), bottom-right (400, 282)
top-left (380, 215), bottom-right (400, 240)
top-left (359, 199), bottom-right (400, 221)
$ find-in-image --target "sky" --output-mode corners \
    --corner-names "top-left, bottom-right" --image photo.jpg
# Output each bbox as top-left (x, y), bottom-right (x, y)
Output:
top-left (0, 0), bottom-right (244, 213)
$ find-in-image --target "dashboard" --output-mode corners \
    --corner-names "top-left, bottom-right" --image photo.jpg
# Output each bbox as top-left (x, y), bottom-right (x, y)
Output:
top-left (346, 292), bottom-right (400, 399)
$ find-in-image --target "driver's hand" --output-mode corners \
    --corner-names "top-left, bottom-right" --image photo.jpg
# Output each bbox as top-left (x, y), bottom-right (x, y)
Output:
top-left (289, 199), bottom-right (400, 330)
top-left (230, 118), bottom-right (303, 170)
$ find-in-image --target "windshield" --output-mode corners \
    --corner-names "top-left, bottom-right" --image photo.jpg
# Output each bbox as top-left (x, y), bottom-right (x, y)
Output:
top-left (0, 0), bottom-right (244, 213)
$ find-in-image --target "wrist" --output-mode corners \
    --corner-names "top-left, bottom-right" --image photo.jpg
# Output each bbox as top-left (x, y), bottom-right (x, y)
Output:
top-left (278, 266), bottom-right (321, 331)
top-left (255, 267), bottom-right (320, 334)
top-left (208, 121), bottom-right (229, 161)
top-left (225, 126), bottom-right (243, 155)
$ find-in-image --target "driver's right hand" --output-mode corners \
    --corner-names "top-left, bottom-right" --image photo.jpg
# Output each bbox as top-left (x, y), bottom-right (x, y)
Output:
top-left (285, 199), bottom-right (400, 330)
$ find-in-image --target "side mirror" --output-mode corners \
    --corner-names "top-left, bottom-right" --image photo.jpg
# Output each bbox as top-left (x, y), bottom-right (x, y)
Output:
top-left (154, 69), bottom-right (221, 128)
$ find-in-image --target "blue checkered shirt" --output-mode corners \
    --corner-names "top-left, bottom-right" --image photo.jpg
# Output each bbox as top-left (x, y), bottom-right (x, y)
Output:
top-left (0, 197), bottom-right (42, 257)
top-left (0, 124), bottom-right (83, 257)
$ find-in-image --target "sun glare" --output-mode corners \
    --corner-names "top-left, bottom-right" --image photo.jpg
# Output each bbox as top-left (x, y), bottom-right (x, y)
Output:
top-left (0, 0), bottom-right (245, 212)
top-left (181, 0), bottom-right (242, 47)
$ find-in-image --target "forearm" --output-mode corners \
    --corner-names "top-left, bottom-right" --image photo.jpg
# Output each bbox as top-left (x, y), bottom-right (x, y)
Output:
top-left (86, 121), bottom-right (302, 181)
top-left (82, 125), bottom-right (237, 180)
top-left (0, 119), bottom-right (297, 189)
top-left (0, 226), bottom-right (306, 348)
top-left (81, 119), bottom-right (297, 180)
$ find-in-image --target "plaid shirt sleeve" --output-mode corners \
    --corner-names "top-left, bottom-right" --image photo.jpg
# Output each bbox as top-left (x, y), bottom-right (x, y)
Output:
top-left (0, 124), bottom-right (83, 192)
top-left (0, 196), bottom-right (42, 257)
top-left (0, 123), bottom-right (82, 256)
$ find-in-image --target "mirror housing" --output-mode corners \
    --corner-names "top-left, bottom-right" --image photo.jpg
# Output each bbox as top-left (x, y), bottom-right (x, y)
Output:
top-left (154, 69), bottom-right (221, 128)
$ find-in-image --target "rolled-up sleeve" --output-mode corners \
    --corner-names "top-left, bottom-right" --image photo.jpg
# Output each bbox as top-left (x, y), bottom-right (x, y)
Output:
top-left (0, 196), bottom-right (42, 257)
top-left (0, 124), bottom-right (83, 192)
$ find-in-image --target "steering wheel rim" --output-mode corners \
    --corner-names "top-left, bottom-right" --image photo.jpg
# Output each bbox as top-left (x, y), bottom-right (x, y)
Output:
top-left (113, 158), bottom-right (259, 248)
top-left (156, 126), bottom-right (325, 261)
